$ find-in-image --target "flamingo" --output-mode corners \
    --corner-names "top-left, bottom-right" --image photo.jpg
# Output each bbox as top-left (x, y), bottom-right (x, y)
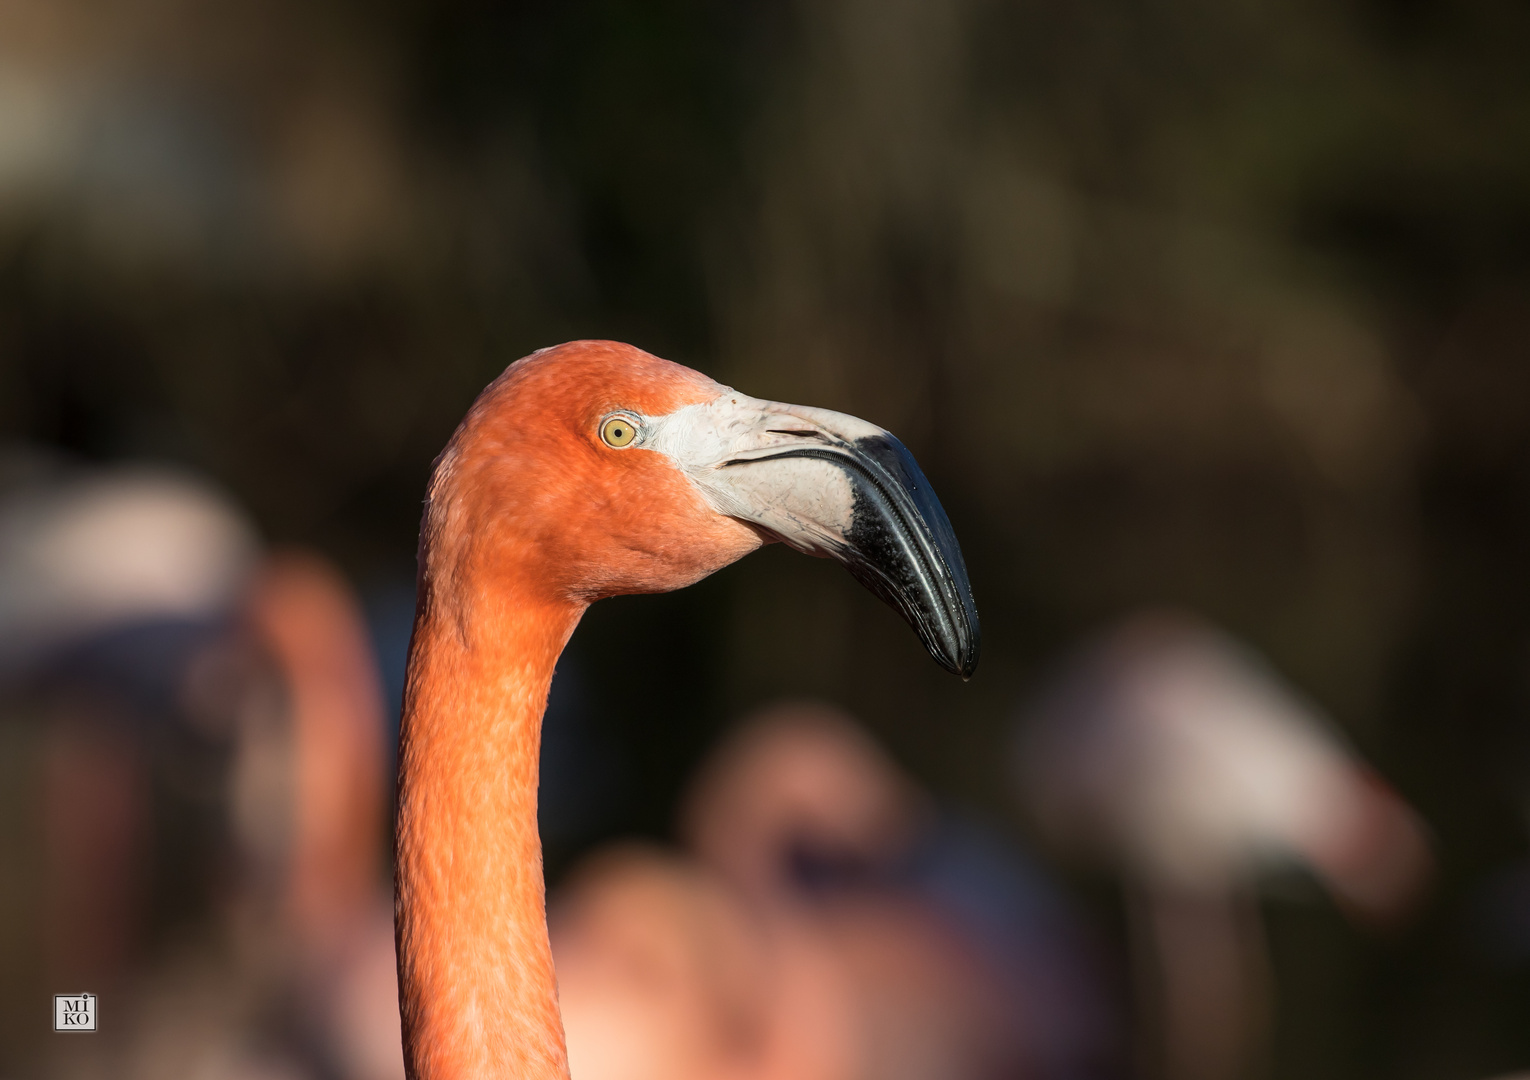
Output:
top-left (679, 701), bottom-right (1117, 1080)
top-left (393, 340), bottom-right (979, 1080)
top-left (1013, 611), bottom-right (1431, 1080)
top-left (550, 843), bottom-right (859, 1080)
top-left (245, 552), bottom-right (406, 1080)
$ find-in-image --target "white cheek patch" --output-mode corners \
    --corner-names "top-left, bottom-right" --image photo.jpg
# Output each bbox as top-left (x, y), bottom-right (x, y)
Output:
top-left (640, 396), bottom-right (745, 470)
top-left (638, 391), bottom-right (877, 555)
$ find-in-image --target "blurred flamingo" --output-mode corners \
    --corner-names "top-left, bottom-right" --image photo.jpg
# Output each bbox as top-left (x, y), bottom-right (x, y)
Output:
top-left (0, 462), bottom-right (259, 1010)
top-left (245, 552), bottom-right (404, 1080)
top-left (551, 845), bottom-right (858, 1080)
top-left (543, 698), bottom-right (1120, 1080)
top-left (1013, 611), bottom-right (1431, 1080)
top-left (0, 460), bottom-right (405, 1079)
top-left (680, 701), bottom-right (1117, 1080)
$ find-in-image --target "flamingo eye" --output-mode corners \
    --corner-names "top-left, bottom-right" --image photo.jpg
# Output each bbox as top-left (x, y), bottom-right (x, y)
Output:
top-left (600, 415), bottom-right (638, 448)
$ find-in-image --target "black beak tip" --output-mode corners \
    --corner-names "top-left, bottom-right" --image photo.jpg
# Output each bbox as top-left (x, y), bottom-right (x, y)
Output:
top-left (945, 656), bottom-right (978, 681)
top-left (941, 621), bottom-right (980, 681)
top-left (836, 431), bottom-right (982, 682)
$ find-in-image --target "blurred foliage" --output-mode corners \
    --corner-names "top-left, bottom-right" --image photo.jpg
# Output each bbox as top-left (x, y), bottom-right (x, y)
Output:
top-left (3, 0), bottom-right (1530, 1076)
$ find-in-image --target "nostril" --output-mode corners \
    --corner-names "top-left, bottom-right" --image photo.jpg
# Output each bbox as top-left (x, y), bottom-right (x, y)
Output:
top-left (766, 428), bottom-right (823, 438)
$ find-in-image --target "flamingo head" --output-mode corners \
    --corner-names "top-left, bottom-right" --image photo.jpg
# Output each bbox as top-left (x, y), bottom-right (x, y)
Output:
top-left (428, 340), bottom-right (979, 677)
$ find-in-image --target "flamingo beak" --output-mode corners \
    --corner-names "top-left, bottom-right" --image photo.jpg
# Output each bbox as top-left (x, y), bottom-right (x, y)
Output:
top-left (648, 393), bottom-right (981, 678)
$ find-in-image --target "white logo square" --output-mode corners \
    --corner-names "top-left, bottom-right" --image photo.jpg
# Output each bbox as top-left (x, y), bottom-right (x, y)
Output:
top-left (54, 994), bottom-right (96, 1032)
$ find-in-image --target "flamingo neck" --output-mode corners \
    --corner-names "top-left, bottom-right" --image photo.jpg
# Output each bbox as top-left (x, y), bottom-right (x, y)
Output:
top-left (395, 578), bottom-right (583, 1080)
